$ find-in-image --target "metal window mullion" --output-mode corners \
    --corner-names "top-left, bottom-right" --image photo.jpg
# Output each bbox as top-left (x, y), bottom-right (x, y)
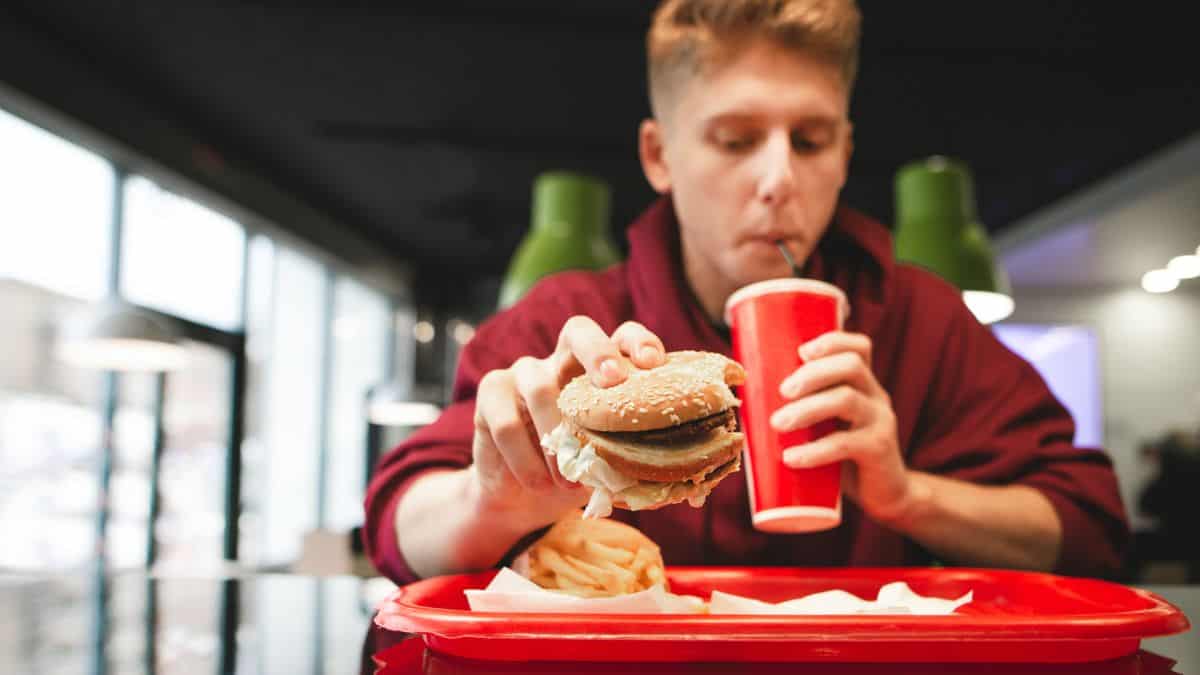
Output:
top-left (223, 341), bottom-right (247, 561)
top-left (315, 270), bottom-right (336, 530)
top-left (310, 270), bottom-right (337, 675)
top-left (364, 295), bottom-right (401, 491)
top-left (143, 371), bottom-right (165, 675)
top-left (145, 373), bottom-right (166, 566)
top-left (217, 236), bottom-right (252, 675)
top-left (90, 371), bottom-right (117, 675)
top-left (90, 162), bottom-right (127, 675)
top-left (383, 294), bottom-right (398, 385)
top-left (222, 233), bottom-right (252, 561)
top-left (107, 166), bottom-right (126, 298)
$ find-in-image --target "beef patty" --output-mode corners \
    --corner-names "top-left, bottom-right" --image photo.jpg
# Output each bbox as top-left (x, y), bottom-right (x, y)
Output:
top-left (599, 409), bottom-right (738, 446)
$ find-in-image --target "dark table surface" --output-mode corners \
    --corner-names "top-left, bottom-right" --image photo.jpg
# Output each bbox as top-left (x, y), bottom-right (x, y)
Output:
top-left (1, 572), bottom-right (1195, 674)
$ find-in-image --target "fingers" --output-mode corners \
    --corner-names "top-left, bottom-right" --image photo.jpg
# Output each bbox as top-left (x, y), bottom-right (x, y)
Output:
top-left (611, 321), bottom-right (666, 369)
top-left (472, 423), bottom-right (520, 497)
top-left (779, 351), bottom-right (876, 400)
top-left (511, 356), bottom-right (571, 487)
top-left (551, 316), bottom-right (669, 388)
top-left (770, 385), bottom-right (865, 432)
top-left (780, 407), bottom-right (899, 470)
top-left (799, 331), bottom-right (872, 364)
top-left (510, 357), bottom-right (560, 440)
top-left (781, 430), bottom-right (852, 468)
top-left (551, 316), bottom-right (628, 388)
top-left (475, 370), bottom-right (553, 492)
top-left (475, 314), bottom-right (671, 500)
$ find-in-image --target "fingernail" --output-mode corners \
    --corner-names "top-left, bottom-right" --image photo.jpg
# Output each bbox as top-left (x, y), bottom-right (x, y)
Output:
top-left (639, 345), bottom-right (660, 364)
top-left (779, 377), bottom-right (799, 398)
top-left (799, 343), bottom-right (819, 360)
top-left (770, 410), bottom-right (790, 430)
top-left (598, 358), bottom-right (624, 383)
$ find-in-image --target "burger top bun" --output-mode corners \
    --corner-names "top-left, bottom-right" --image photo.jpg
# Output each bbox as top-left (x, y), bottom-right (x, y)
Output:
top-left (558, 350), bottom-right (745, 433)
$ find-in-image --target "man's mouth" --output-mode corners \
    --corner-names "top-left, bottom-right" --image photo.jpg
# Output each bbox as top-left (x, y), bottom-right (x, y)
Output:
top-left (744, 234), bottom-right (788, 246)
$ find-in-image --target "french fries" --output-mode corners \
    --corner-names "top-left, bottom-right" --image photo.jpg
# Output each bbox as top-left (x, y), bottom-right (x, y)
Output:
top-left (520, 510), bottom-right (667, 597)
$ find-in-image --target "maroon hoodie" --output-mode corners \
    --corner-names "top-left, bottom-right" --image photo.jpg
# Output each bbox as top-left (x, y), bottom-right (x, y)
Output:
top-left (363, 198), bottom-right (1129, 584)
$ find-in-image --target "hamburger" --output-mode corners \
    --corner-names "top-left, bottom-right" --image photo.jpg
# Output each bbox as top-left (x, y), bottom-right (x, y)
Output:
top-left (542, 350), bottom-right (746, 518)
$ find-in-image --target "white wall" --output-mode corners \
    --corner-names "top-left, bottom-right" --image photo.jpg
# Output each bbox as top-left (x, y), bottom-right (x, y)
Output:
top-left (1008, 287), bottom-right (1200, 530)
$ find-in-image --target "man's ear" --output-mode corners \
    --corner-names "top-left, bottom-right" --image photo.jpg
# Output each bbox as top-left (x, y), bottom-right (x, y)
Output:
top-left (639, 118), bottom-right (672, 194)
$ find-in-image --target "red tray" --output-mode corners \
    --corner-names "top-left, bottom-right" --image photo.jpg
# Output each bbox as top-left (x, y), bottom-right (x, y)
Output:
top-left (374, 567), bottom-right (1190, 663)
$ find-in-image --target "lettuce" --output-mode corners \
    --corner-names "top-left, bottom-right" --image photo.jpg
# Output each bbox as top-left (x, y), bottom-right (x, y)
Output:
top-left (542, 423), bottom-right (725, 518)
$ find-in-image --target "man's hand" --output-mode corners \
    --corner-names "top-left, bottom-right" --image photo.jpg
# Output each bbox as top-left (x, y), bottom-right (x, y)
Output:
top-left (470, 316), bottom-right (667, 528)
top-left (769, 331), bottom-right (915, 526)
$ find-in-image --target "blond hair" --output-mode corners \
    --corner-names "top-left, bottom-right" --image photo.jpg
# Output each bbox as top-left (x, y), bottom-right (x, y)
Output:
top-left (646, 0), bottom-right (862, 118)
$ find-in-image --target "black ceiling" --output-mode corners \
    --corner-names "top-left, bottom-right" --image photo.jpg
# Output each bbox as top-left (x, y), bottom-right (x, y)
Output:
top-left (3, 2), bottom-right (1198, 299)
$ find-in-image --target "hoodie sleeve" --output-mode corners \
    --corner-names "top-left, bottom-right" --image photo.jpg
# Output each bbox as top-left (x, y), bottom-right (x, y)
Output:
top-left (902, 272), bottom-right (1130, 579)
top-left (361, 271), bottom-right (626, 584)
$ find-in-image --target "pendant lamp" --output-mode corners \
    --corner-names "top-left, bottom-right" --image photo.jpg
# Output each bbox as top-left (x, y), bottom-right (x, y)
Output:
top-left (894, 156), bottom-right (1014, 324)
top-left (498, 171), bottom-right (620, 309)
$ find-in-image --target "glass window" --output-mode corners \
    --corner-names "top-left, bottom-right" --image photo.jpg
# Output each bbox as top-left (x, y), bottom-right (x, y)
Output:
top-left (0, 281), bottom-right (105, 571)
top-left (157, 342), bottom-right (233, 569)
top-left (242, 245), bottom-right (326, 566)
top-left (325, 277), bottom-right (390, 531)
top-left (121, 175), bottom-right (245, 330)
top-left (0, 107), bottom-right (113, 300)
top-left (109, 376), bottom-right (156, 570)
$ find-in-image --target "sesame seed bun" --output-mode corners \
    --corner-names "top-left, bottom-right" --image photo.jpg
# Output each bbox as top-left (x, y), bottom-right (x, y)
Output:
top-left (550, 350), bottom-right (746, 512)
top-left (558, 351), bottom-right (745, 432)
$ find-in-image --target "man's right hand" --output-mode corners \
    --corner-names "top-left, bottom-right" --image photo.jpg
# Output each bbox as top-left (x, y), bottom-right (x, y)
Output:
top-left (469, 316), bottom-right (667, 525)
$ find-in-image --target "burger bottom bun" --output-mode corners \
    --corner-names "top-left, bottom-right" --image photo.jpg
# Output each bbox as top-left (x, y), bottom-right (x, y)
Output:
top-left (609, 455), bottom-right (742, 512)
top-left (571, 422), bottom-right (745, 483)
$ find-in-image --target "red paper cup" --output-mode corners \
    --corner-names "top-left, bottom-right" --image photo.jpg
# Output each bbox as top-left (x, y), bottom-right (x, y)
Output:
top-left (724, 279), bottom-right (850, 533)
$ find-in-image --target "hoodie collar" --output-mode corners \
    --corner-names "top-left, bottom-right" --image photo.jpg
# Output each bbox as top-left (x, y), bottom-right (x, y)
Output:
top-left (625, 196), bottom-right (893, 351)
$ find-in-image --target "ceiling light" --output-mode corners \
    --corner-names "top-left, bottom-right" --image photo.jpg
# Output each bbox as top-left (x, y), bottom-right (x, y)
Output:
top-left (451, 321), bottom-right (475, 345)
top-left (962, 290), bottom-right (1015, 324)
top-left (1142, 269), bottom-right (1179, 294)
top-left (56, 301), bottom-right (189, 372)
top-left (413, 320), bottom-right (435, 343)
top-left (367, 400), bottom-right (441, 427)
top-left (1166, 254), bottom-right (1200, 280)
top-left (367, 380), bottom-right (441, 426)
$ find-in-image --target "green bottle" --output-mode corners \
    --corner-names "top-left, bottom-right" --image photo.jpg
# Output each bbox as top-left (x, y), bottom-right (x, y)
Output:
top-left (498, 171), bottom-right (621, 309)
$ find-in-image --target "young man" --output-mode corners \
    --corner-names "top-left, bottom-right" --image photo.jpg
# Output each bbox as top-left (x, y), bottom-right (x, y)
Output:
top-left (364, 0), bottom-right (1129, 584)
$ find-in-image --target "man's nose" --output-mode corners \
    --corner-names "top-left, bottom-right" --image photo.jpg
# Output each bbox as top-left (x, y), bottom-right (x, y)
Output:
top-left (755, 131), bottom-right (796, 206)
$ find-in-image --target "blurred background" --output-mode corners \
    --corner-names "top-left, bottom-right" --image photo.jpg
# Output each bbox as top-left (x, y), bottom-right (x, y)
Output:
top-left (1, 1), bottom-right (1198, 672)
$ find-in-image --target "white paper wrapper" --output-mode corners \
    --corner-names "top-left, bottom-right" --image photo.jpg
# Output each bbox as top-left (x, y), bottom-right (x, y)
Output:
top-left (464, 568), bottom-right (706, 614)
top-left (540, 424), bottom-right (721, 519)
top-left (540, 425), bottom-right (633, 519)
top-left (709, 581), bottom-right (973, 615)
top-left (466, 570), bottom-right (971, 616)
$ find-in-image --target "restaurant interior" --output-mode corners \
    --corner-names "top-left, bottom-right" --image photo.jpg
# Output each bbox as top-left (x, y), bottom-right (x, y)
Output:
top-left (1, 2), bottom-right (1197, 673)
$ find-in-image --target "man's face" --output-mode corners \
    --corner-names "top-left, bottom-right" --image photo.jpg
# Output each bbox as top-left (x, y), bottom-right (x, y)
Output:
top-left (643, 39), bottom-right (853, 293)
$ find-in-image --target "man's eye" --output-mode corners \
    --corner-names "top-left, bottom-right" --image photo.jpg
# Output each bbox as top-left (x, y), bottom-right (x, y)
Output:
top-left (791, 134), bottom-right (819, 153)
top-left (715, 134), bottom-right (755, 152)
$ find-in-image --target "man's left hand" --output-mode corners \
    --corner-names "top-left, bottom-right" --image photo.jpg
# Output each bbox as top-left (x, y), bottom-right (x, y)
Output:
top-left (769, 331), bottom-right (915, 526)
